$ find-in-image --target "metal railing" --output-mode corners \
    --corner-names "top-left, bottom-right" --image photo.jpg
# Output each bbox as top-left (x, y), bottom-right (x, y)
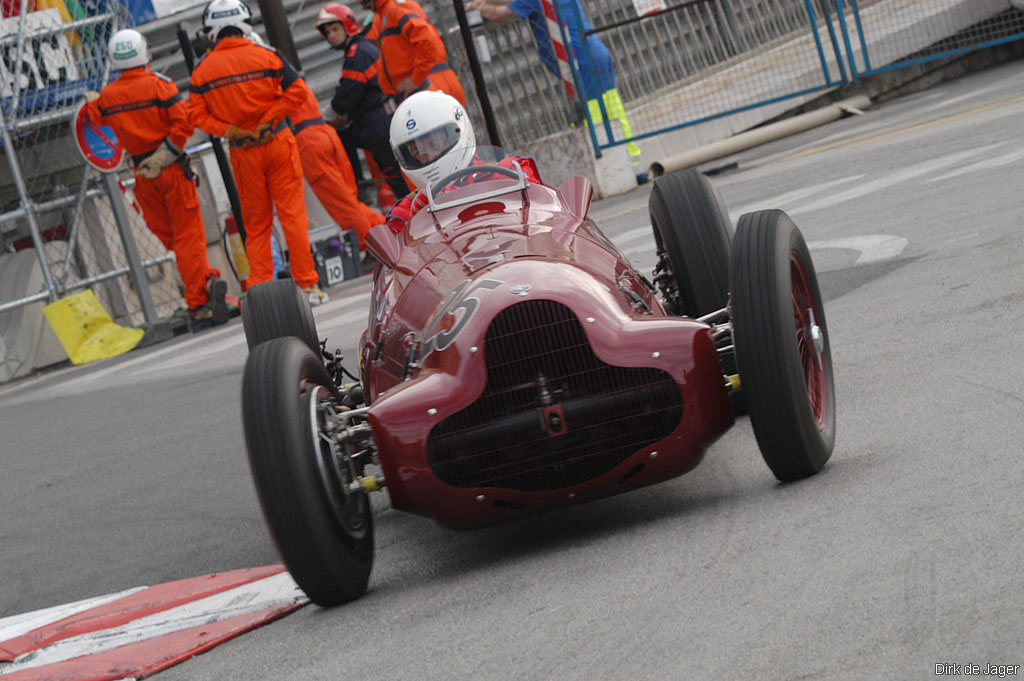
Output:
top-left (3, 0), bottom-right (1023, 382)
top-left (0, 0), bottom-right (193, 381)
top-left (425, 0), bottom-right (1024, 155)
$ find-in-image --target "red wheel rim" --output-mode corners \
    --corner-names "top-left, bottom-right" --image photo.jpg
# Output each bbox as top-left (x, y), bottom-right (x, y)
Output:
top-left (790, 253), bottom-right (828, 428)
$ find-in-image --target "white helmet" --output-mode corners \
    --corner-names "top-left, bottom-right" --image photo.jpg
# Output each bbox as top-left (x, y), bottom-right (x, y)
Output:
top-left (202, 0), bottom-right (253, 42)
top-left (390, 91), bottom-right (476, 191)
top-left (108, 29), bottom-right (150, 69)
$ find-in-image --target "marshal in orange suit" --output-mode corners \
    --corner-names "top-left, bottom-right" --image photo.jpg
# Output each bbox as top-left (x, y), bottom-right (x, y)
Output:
top-left (86, 28), bottom-right (228, 326)
top-left (292, 89), bottom-right (384, 251)
top-left (365, 0), bottom-right (466, 109)
top-left (188, 0), bottom-right (328, 305)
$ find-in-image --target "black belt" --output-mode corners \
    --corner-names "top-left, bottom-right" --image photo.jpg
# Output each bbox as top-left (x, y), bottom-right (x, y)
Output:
top-left (429, 62), bottom-right (451, 73)
top-left (228, 119), bottom-right (292, 147)
top-left (293, 116), bottom-right (326, 134)
top-left (130, 147), bottom-right (198, 186)
top-left (131, 147), bottom-right (158, 166)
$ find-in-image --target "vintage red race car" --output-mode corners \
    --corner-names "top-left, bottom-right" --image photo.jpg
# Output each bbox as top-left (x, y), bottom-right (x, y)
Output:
top-left (240, 148), bottom-right (835, 607)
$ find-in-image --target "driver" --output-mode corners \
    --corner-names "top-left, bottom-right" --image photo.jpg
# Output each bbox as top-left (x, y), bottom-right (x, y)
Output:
top-left (384, 91), bottom-right (541, 233)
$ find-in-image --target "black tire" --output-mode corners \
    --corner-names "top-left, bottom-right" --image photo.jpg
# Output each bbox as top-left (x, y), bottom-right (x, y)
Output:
top-left (649, 169), bottom-right (733, 317)
top-left (731, 210), bottom-right (835, 481)
top-left (242, 280), bottom-right (319, 353)
top-left (242, 338), bottom-right (373, 606)
top-left (649, 169), bottom-right (745, 413)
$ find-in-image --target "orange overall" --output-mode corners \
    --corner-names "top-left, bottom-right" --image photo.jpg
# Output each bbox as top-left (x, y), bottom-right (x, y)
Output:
top-left (293, 91), bottom-right (384, 249)
top-left (186, 37), bottom-right (318, 289)
top-left (87, 68), bottom-right (219, 310)
top-left (368, 0), bottom-right (466, 107)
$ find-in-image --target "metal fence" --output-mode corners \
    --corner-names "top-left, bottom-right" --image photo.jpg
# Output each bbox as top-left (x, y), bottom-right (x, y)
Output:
top-left (833, 0), bottom-right (1024, 79)
top-left (579, 0), bottom-right (1024, 150)
top-left (0, 0), bottom-right (186, 381)
top-left (432, 0), bottom-right (1024, 156)
top-left (433, 1), bottom-right (576, 150)
top-left (3, 0), bottom-right (1023, 382)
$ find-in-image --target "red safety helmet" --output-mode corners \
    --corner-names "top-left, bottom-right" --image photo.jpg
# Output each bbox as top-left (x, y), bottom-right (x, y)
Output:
top-left (315, 3), bottom-right (360, 36)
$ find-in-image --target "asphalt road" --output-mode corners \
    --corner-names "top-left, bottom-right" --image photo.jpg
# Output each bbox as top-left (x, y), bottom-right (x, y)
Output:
top-left (2, 59), bottom-right (1023, 680)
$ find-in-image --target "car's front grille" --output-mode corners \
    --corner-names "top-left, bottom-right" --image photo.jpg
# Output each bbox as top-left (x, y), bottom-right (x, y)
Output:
top-left (426, 300), bottom-right (683, 492)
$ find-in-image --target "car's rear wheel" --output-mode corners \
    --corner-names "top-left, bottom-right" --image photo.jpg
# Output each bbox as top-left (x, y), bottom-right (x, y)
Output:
top-left (731, 210), bottom-right (835, 481)
top-left (242, 337), bottom-right (373, 606)
top-left (649, 168), bottom-right (733, 317)
top-left (242, 279), bottom-right (320, 353)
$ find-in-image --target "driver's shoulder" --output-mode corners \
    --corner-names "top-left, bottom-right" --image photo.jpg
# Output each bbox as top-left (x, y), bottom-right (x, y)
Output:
top-left (500, 155), bottom-right (542, 183)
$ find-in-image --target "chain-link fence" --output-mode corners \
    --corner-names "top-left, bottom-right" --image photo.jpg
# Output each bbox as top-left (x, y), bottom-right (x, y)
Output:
top-left (835, 0), bottom-right (1024, 78)
top-left (432, 0), bottom-right (576, 151)
top-left (580, 0), bottom-right (1024, 151)
top-left (429, 0), bottom-right (1024, 159)
top-left (4, 0), bottom-right (1023, 382)
top-left (0, 0), bottom-right (187, 382)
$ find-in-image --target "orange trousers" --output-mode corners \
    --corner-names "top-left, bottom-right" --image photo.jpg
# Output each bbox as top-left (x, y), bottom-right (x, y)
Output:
top-left (133, 163), bottom-right (219, 309)
top-left (296, 123), bottom-right (383, 249)
top-left (229, 130), bottom-right (318, 289)
top-left (428, 70), bottom-right (466, 108)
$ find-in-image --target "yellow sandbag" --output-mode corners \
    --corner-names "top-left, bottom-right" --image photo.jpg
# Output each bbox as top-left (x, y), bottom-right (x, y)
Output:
top-left (43, 290), bottom-right (144, 365)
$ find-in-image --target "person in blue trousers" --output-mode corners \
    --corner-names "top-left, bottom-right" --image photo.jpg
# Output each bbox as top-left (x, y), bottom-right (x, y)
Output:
top-left (472, 0), bottom-right (641, 167)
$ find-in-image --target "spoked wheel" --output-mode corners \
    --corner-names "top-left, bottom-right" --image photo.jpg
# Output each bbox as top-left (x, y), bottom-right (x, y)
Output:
top-left (730, 210), bottom-right (835, 481)
top-left (242, 337), bottom-right (373, 606)
top-left (649, 169), bottom-right (744, 413)
top-left (649, 168), bottom-right (733, 317)
top-left (242, 280), bottom-right (320, 353)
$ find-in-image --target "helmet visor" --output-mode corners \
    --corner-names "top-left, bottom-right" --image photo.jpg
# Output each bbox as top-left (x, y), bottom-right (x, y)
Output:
top-left (396, 123), bottom-right (460, 170)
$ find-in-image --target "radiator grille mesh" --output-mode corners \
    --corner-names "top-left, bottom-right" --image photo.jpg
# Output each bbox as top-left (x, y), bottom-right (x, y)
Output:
top-left (427, 300), bottom-right (683, 491)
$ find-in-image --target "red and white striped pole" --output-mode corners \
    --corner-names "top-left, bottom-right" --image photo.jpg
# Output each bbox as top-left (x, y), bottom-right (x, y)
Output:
top-left (540, 0), bottom-right (576, 101)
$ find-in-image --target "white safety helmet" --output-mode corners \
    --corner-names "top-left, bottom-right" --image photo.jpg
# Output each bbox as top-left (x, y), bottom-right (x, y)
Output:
top-left (108, 29), bottom-right (150, 70)
top-left (390, 91), bottom-right (476, 191)
top-left (202, 0), bottom-right (253, 42)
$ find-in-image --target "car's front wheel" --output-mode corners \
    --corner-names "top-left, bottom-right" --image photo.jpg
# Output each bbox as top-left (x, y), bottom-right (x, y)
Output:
top-left (731, 209), bottom-right (835, 481)
top-left (242, 337), bottom-right (373, 606)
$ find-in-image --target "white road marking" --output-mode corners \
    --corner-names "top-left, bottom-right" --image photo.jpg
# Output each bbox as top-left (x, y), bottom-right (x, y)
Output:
top-left (729, 175), bottom-right (864, 219)
top-left (806, 235), bottom-right (909, 264)
top-left (925, 147), bottom-right (1024, 183)
top-left (916, 83), bottom-right (1007, 115)
top-left (0, 572), bottom-right (305, 675)
top-left (621, 234), bottom-right (909, 266)
top-left (791, 144), bottom-right (1001, 214)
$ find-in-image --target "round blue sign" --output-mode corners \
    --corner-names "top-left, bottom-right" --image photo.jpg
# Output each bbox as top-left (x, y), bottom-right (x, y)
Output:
top-left (74, 102), bottom-right (126, 172)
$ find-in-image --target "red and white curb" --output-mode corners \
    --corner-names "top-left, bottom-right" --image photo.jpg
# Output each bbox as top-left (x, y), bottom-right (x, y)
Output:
top-left (0, 566), bottom-right (308, 681)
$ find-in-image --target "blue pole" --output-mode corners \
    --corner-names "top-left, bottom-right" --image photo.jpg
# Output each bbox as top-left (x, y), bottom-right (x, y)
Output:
top-left (848, 0), bottom-right (871, 72)
top-left (554, 2), bottom-right (603, 156)
top-left (835, 0), bottom-right (859, 83)
top-left (804, 0), bottom-right (834, 85)
top-left (564, 0), bottom-right (614, 146)
top-left (820, 0), bottom-right (849, 83)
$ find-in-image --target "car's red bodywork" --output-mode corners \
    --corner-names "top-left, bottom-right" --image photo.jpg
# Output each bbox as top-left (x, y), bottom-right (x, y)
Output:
top-left (359, 176), bottom-right (733, 530)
